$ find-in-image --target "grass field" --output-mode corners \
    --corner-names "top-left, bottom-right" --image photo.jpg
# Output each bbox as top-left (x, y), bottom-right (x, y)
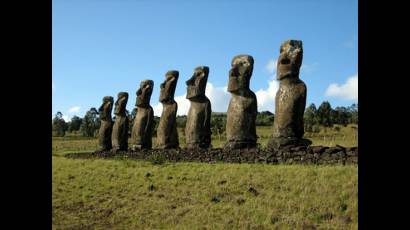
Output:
top-left (52, 125), bottom-right (358, 229)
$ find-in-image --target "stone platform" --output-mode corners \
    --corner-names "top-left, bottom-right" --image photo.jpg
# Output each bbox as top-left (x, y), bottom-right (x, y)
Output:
top-left (65, 145), bottom-right (358, 165)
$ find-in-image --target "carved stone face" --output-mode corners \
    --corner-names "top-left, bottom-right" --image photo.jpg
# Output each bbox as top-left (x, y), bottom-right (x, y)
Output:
top-left (114, 92), bottom-right (128, 115)
top-left (159, 70), bottom-right (179, 103)
top-left (186, 66), bottom-right (209, 99)
top-left (277, 40), bottom-right (303, 80)
top-left (98, 96), bottom-right (114, 120)
top-left (136, 80), bottom-right (154, 107)
top-left (228, 55), bottom-right (254, 93)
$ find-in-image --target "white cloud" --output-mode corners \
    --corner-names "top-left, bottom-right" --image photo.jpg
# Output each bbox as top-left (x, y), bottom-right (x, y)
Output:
top-left (152, 83), bottom-right (230, 116)
top-left (62, 115), bottom-right (70, 122)
top-left (153, 94), bottom-right (191, 116)
top-left (68, 106), bottom-right (81, 114)
top-left (255, 77), bottom-right (279, 112)
top-left (153, 103), bottom-right (163, 117)
top-left (205, 83), bottom-right (230, 113)
top-left (152, 95), bottom-right (190, 116)
top-left (266, 59), bottom-right (277, 74)
top-left (175, 94), bottom-right (190, 116)
top-left (325, 74), bottom-right (358, 100)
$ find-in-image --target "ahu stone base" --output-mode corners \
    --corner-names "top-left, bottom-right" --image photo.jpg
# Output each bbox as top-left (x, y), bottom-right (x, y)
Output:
top-left (67, 145), bottom-right (358, 165)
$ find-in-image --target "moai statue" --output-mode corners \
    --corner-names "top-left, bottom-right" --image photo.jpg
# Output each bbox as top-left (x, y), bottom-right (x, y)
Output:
top-left (185, 66), bottom-right (212, 149)
top-left (224, 55), bottom-right (258, 149)
top-left (97, 96), bottom-right (114, 151)
top-left (130, 80), bottom-right (154, 150)
top-left (267, 40), bottom-right (312, 150)
top-left (157, 70), bottom-right (179, 149)
top-left (111, 92), bottom-right (129, 153)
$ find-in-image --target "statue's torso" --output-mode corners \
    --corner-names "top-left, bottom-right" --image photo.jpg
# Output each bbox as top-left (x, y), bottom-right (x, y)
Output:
top-left (226, 91), bottom-right (257, 142)
top-left (112, 114), bottom-right (129, 150)
top-left (185, 98), bottom-right (211, 145)
top-left (98, 119), bottom-right (113, 150)
top-left (273, 80), bottom-right (306, 138)
top-left (157, 102), bottom-right (178, 147)
top-left (132, 106), bottom-right (153, 145)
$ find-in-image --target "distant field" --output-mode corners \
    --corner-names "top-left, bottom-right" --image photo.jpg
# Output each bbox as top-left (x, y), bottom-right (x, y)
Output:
top-left (52, 124), bottom-right (358, 229)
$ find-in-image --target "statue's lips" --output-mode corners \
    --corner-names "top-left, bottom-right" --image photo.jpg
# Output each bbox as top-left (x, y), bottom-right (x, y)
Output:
top-left (277, 65), bottom-right (294, 76)
top-left (136, 98), bottom-right (148, 106)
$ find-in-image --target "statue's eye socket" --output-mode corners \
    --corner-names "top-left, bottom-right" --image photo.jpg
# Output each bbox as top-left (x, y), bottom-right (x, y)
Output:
top-left (281, 58), bottom-right (290, 65)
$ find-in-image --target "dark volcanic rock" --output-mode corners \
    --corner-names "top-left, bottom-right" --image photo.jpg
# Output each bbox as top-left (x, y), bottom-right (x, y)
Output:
top-left (310, 146), bottom-right (328, 154)
top-left (157, 71), bottom-right (179, 149)
top-left (185, 66), bottom-right (212, 149)
top-left (112, 92), bottom-right (129, 153)
top-left (224, 55), bottom-right (257, 150)
top-left (268, 40), bottom-right (311, 151)
top-left (73, 145), bottom-right (358, 165)
top-left (131, 80), bottom-right (154, 150)
top-left (97, 96), bottom-right (114, 152)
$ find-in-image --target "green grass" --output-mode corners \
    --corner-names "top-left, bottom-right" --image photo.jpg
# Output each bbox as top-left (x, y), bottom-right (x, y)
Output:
top-left (52, 125), bottom-right (358, 229)
top-left (53, 157), bottom-right (357, 229)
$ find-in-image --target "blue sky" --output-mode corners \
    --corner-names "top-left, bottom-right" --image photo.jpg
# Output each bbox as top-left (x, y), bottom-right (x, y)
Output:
top-left (52, 0), bottom-right (357, 120)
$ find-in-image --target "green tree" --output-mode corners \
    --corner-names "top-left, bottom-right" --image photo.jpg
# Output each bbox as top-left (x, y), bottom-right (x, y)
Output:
top-left (256, 111), bottom-right (274, 126)
top-left (348, 103), bottom-right (358, 124)
top-left (80, 108), bottom-right (99, 137)
top-left (176, 115), bottom-right (187, 129)
top-left (317, 101), bottom-right (333, 127)
top-left (52, 112), bottom-right (68, 137)
top-left (333, 106), bottom-right (350, 126)
top-left (304, 103), bottom-right (317, 132)
top-left (211, 113), bottom-right (226, 141)
top-left (68, 115), bottom-right (82, 132)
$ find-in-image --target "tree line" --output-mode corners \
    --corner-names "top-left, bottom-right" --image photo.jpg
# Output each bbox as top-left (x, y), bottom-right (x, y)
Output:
top-left (52, 101), bottom-right (357, 137)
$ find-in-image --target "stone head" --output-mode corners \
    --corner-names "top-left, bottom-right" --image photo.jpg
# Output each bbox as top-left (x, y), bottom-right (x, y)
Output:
top-left (277, 40), bottom-right (303, 80)
top-left (159, 70), bottom-right (179, 103)
top-left (98, 96), bottom-right (114, 120)
top-left (136, 80), bottom-right (154, 107)
top-left (228, 55), bottom-right (254, 93)
top-left (186, 66), bottom-right (209, 99)
top-left (114, 92), bottom-right (128, 115)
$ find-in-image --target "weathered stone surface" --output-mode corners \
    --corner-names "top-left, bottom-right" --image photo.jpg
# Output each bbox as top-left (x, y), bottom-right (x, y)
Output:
top-left (291, 145), bottom-right (307, 152)
top-left (131, 80), bottom-right (154, 150)
top-left (310, 146), bottom-right (328, 154)
top-left (157, 70), bottom-right (179, 149)
top-left (225, 55), bottom-right (257, 149)
top-left (268, 40), bottom-right (311, 150)
top-left (81, 145), bottom-right (359, 165)
top-left (324, 147), bottom-right (341, 155)
top-left (346, 147), bottom-right (358, 152)
top-left (112, 92), bottom-right (129, 152)
top-left (97, 96), bottom-right (114, 151)
top-left (185, 66), bottom-right (212, 149)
